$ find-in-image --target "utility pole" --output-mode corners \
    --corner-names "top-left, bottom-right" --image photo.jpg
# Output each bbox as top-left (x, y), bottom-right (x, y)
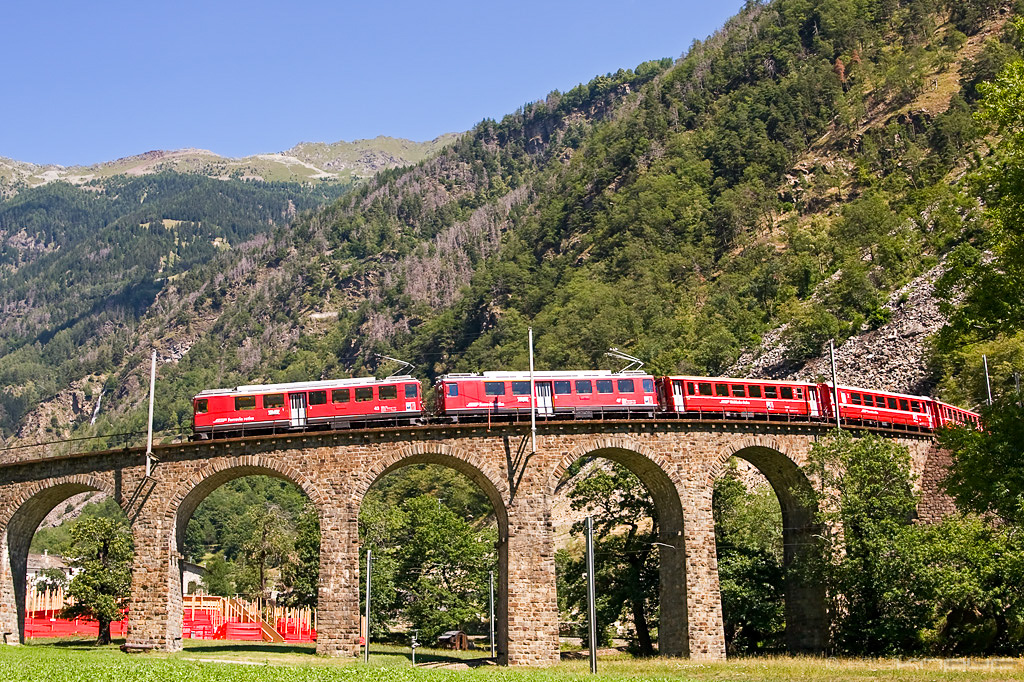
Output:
top-left (586, 516), bottom-right (597, 674)
top-left (829, 340), bottom-right (841, 430)
top-left (529, 326), bottom-right (537, 454)
top-left (146, 350), bottom-right (156, 477)
top-left (984, 355), bottom-right (993, 406)
top-left (489, 570), bottom-right (496, 659)
top-left (364, 549), bottom-right (372, 663)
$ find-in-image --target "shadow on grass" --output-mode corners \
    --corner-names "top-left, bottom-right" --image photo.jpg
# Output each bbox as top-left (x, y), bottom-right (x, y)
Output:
top-left (181, 641), bottom-right (315, 655)
top-left (26, 637), bottom-right (126, 649)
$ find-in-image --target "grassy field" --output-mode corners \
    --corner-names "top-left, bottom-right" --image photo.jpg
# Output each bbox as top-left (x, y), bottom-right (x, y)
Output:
top-left (1, 639), bottom-right (1023, 682)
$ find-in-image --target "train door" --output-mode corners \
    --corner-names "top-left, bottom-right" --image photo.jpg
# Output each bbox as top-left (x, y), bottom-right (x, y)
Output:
top-left (672, 380), bottom-right (685, 412)
top-left (535, 382), bottom-right (554, 416)
top-left (808, 386), bottom-right (820, 418)
top-left (289, 393), bottom-right (307, 428)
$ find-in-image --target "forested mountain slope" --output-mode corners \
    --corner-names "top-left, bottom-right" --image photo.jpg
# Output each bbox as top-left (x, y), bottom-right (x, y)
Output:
top-left (2, 0), bottom-right (1017, 448)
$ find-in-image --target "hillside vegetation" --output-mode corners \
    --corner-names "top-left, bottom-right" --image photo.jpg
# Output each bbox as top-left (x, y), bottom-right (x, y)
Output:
top-left (3, 0), bottom-right (1018, 447)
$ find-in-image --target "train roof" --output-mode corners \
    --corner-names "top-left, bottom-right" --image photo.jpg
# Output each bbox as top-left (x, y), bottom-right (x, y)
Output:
top-left (437, 370), bottom-right (652, 381)
top-left (194, 375), bottom-right (417, 398)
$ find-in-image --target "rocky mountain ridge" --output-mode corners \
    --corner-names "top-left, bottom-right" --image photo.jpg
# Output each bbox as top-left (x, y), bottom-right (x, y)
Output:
top-left (0, 134), bottom-right (458, 198)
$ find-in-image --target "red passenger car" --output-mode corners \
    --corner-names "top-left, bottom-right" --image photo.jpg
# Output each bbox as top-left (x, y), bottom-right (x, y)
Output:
top-left (192, 376), bottom-right (423, 437)
top-left (436, 371), bottom-right (658, 419)
top-left (659, 376), bottom-right (821, 419)
top-left (931, 400), bottom-right (982, 430)
top-left (818, 383), bottom-right (935, 429)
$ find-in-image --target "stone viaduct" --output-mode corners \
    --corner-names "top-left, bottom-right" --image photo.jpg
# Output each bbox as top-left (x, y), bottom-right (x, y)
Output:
top-left (0, 419), bottom-right (951, 664)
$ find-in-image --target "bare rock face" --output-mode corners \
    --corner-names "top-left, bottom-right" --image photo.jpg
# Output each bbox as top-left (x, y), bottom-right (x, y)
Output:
top-left (730, 264), bottom-right (948, 396)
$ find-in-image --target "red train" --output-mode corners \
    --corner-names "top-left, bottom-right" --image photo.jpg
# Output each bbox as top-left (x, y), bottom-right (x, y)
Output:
top-left (192, 370), bottom-right (980, 438)
top-left (192, 375), bottom-right (422, 438)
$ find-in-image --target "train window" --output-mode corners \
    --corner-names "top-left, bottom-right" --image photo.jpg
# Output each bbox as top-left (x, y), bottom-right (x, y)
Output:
top-left (715, 383), bottom-right (729, 396)
top-left (617, 379), bottom-right (635, 393)
top-left (355, 387), bottom-right (373, 402)
top-left (911, 401), bottom-right (921, 412)
top-left (748, 385), bottom-right (762, 398)
top-left (686, 382), bottom-right (695, 396)
top-left (235, 395), bottom-right (256, 410)
top-left (887, 397), bottom-right (898, 409)
top-left (485, 382), bottom-right (506, 396)
top-left (379, 385), bottom-right (398, 401)
top-left (447, 384), bottom-right (458, 397)
top-left (597, 380), bottom-right (614, 394)
top-left (780, 386), bottom-right (794, 400)
top-left (576, 380), bottom-right (593, 394)
top-left (698, 382), bottom-right (713, 396)
top-left (731, 384), bottom-right (745, 397)
top-left (795, 388), bottom-right (804, 399)
top-left (511, 381), bottom-right (531, 396)
top-left (851, 393), bottom-right (862, 405)
top-left (643, 378), bottom-right (655, 392)
top-left (864, 395), bottom-right (875, 407)
top-left (309, 391), bottom-right (327, 406)
top-left (405, 384), bottom-right (418, 398)
top-left (196, 399), bottom-right (208, 414)
top-left (332, 389), bottom-right (350, 403)
top-left (764, 386), bottom-right (778, 399)
top-left (554, 381), bottom-right (572, 395)
top-left (264, 394), bottom-right (284, 408)
top-left (899, 399), bottom-right (909, 411)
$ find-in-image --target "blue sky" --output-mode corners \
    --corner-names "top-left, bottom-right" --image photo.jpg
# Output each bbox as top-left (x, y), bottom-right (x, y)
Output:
top-left (2, 1), bottom-right (742, 166)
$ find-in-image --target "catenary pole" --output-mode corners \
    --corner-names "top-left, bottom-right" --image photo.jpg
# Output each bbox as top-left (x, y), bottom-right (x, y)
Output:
top-left (529, 326), bottom-right (537, 453)
top-left (984, 355), bottom-right (993, 405)
top-left (586, 515), bottom-right (597, 674)
top-left (146, 350), bottom-right (156, 477)
top-left (489, 570), bottom-right (496, 659)
top-left (829, 340), bottom-right (841, 430)
top-left (364, 549), bottom-right (372, 663)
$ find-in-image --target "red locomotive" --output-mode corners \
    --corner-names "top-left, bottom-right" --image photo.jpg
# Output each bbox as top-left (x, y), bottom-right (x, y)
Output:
top-left (192, 375), bottom-right (422, 438)
top-left (436, 371), bottom-right (658, 420)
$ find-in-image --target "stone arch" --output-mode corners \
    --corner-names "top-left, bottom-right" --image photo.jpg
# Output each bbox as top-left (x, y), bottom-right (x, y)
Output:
top-left (157, 455), bottom-right (330, 650)
top-left (710, 436), bottom-right (825, 654)
top-left (356, 442), bottom-right (510, 536)
top-left (549, 436), bottom-right (688, 658)
top-left (163, 454), bottom-right (329, 553)
top-left (354, 441), bottom-right (512, 662)
top-left (1, 474), bottom-right (119, 644)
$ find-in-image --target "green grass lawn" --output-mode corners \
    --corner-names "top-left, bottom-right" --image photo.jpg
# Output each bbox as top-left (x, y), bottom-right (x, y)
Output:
top-left (1, 639), bottom-right (1023, 682)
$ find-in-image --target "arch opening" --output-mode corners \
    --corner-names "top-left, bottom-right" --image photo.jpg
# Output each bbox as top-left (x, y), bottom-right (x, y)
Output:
top-left (712, 445), bottom-right (825, 655)
top-left (2, 478), bottom-right (130, 646)
top-left (168, 464), bottom-right (323, 654)
top-left (551, 446), bottom-right (687, 658)
top-left (357, 454), bottom-right (509, 665)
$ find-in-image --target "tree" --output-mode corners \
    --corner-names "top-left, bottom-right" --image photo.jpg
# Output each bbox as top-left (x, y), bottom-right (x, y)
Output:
top-left (232, 503), bottom-right (291, 599)
top-left (200, 554), bottom-right (235, 597)
top-left (559, 462), bottom-right (658, 655)
top-left (713, 466), bottom-right (785, 653)
top-left (809, 432), bottom-right (926, 654)
top-left (60, 516), bottom-right (133, 645)
top-left (281, 506), bottom-right (320, 607)
top-left (941, 396), bottom-right (1024, 526)
top-left (940, 52), bottom-right (1024, 347)
top-left (394, 495), bottom-right (496, 641)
